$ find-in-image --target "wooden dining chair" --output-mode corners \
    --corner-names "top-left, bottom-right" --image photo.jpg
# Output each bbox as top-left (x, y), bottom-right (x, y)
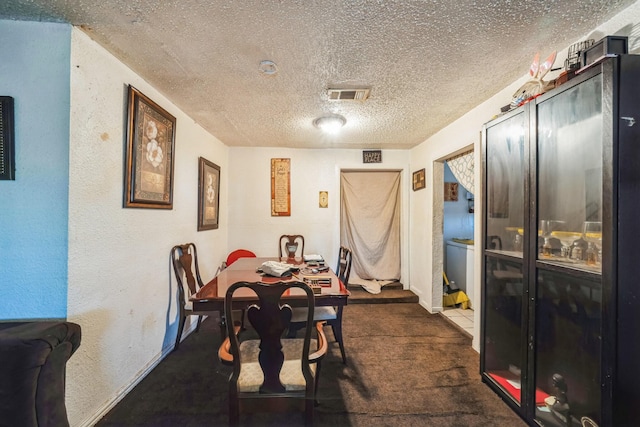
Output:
top-left (279, 234), bottom-right (305, 259)
top-left (170, 243), bottom-right (212, 351)
top-left (218, 281), bottom-right (327, 426)
top-left (290, 246), bottom-right (352, 364)
top-left (171, 243), bottom-right (245, 350)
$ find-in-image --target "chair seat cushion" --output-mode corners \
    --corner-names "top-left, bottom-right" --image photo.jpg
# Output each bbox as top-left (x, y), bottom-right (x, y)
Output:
top-left (290, 306), bottom-right (337, 323)
top-left (237, 339), bottom-right (317, 392)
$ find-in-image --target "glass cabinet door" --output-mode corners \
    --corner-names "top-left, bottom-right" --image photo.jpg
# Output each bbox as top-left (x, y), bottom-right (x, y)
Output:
top-left (534, 270), bottom-right (602, 426)
top-left (485, 112), bottom-right (526, 256)
top-left (536, 74), bottom-right (603, 273)
top-left (534, 73), bottom-right (604, 426)
top-left (483, 111), bottom-right (527, 408)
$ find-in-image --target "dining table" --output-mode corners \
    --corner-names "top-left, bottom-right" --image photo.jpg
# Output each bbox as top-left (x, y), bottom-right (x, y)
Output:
top-left (190, 256), bottom-right (350, 335)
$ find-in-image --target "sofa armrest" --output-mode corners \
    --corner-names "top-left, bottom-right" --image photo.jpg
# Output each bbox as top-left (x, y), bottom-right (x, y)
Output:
top-left (0, 321), bottom-right (81, 427)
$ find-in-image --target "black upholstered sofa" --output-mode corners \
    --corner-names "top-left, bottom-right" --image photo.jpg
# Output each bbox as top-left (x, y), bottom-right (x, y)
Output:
top-left (0, 321), bottom-right (81, 427)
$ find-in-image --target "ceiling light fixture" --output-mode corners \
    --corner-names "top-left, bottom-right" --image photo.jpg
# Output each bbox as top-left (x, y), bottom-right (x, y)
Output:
top-left (313, 114), bottom-right (346, 134)
top-left (258, 60), bottom-right (278, 76)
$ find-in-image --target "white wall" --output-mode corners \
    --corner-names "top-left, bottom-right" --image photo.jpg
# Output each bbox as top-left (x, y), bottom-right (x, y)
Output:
top-left (66, 29), bottom-right (230, 426)
top-left (227, 147), bottom-right (410, 283)
top-left (409, 0), bottom-right (640, 352)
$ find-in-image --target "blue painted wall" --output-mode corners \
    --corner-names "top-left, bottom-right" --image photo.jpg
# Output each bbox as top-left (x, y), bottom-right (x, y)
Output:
top-left (0, 20), bottom-right (71, 320)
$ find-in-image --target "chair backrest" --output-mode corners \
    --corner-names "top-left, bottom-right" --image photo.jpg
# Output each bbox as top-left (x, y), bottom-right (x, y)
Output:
top-left (279, 235), bottom-right (305, 259)
top-left (171, 243), bottom-right (204, 305)
top-left (225, 249), bottom-right (256, 268)
top-left (336, 246), bottom-right (353, 286)
top-left (225, 281), bottom-right (316, 394)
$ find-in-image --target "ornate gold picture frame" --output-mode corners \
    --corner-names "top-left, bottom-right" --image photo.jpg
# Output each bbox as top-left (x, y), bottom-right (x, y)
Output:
top-left (124, 85), bottom-right (176, 209)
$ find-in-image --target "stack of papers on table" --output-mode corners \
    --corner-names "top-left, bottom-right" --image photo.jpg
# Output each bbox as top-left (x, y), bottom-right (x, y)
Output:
top-left (303, 254), bottom-right (324, 262)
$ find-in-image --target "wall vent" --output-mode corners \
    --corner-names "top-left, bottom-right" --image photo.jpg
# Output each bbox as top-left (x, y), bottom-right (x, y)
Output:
top-left (327, 87), bottom-right (370, 101)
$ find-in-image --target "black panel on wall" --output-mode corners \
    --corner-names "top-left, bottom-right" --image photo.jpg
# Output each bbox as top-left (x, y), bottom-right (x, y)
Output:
top-left (0, 96), bottom-right (15, 180)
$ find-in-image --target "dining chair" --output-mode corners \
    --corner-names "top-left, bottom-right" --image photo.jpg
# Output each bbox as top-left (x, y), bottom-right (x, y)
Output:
top-left (218, 281), bottom-right (327, 426)
top-left (223, 249), bottom-right (257, 269)
top-left (170, 243), bottom-right (212, 351)
top-left (279, 234), bottom-right (305, 259)
top-left (171, 243), bottom-right (245, 350)
top-left (290, 246), bottom-right (352, 364)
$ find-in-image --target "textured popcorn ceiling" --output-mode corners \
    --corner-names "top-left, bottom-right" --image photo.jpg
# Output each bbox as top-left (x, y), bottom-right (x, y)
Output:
top-left (1, 0), bottom-right (636, 148)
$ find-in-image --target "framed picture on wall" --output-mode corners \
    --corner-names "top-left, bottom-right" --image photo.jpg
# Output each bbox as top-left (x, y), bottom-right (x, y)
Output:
top-left (271, 158), bottom-right (291, 216)
top-left (444, 182), bottom-right (459, 201)
top-left (412, 168), bottom-right (426, 191)
top-left (124, 85), bottom-right (176, 209)
top-left (198, 157), bottom-right (220, 230)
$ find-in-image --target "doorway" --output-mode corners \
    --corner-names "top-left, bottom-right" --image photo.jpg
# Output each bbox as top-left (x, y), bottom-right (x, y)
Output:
top-left (435, 149), bottom-right (476, 337)
top-left (340, 170), bottom-right (401, 294)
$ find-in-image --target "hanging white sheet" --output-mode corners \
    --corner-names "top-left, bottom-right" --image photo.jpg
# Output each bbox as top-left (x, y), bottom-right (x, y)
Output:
top-left (340, 171), bottom-right (401, 293)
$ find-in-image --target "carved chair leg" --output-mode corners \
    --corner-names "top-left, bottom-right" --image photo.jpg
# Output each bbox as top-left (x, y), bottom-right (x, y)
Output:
top-left (314, 361), bottom-right (322, 406)
top-left (174, 315), bottom-right (186, 351)
top-left (229, 398), bottom-right (239, 426)
top-left (195, 315), bottom-right (203, 332)
top-left (305, 397), bottom-right (314, 426)
top-left (332, 307), bottom-right (347, 364)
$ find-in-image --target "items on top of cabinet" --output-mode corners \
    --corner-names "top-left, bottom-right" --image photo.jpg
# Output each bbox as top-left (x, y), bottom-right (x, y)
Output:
top-left (510, 51), bottom-right (557, 109)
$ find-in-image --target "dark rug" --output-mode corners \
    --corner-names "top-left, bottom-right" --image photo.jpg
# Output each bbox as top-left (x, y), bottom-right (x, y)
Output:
top-left (97, 303), bottom-right (525, 426)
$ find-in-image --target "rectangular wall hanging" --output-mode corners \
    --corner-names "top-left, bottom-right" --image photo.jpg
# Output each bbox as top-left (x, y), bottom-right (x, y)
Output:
top-left (271, 158), bottom-right (291, 216)
top-left (444, 182), bottom-right (459, 201)
top-left (0, 96), bottom-right (15, 180)
top-left (412, 168), bottom-right (425, 191)
top-left (197, 157), bottom-right (220, 230)
top-left (124, 85), bottom-right (176, 209)
top-left (362, 150), bottom-right (382, 163)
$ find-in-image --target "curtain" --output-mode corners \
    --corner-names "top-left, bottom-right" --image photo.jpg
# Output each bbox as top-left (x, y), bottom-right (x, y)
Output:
top-left (446, 150), bottom-right (474, 194)
top-left (340, 171), bottom-right (401, 286)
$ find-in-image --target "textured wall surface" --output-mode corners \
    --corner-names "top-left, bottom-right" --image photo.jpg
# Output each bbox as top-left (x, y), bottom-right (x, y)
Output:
top-left (66, 29), bottom-right (229, 426)
top-left (0, 20), bottom-right (70, 320)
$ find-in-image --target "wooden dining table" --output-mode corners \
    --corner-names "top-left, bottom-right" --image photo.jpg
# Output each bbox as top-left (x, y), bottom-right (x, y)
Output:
top-left (191, 256), bottom-right (350, 314)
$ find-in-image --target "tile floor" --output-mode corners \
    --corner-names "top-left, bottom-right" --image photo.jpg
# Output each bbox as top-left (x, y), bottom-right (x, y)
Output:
top-left (441, 306), bottom-right (474, 337)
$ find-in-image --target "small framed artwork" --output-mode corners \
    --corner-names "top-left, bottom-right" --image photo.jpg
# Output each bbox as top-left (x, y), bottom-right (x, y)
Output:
top-left (124, 85), bottom-right (176, 209)
top-left (319, 191), bottom-right (328, 208)
top-left (362, 150), bottom-right (382, 163)
top-left (412, 168), bottom-right (425, 191)
top-left (198, 157), bottom-right (220, 230)
top-left (445, 182), bottom-right (459, 201)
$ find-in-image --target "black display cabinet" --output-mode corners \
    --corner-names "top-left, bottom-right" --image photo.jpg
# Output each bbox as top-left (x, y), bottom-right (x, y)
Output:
top-left (480, 54), bottom-right (640, 427)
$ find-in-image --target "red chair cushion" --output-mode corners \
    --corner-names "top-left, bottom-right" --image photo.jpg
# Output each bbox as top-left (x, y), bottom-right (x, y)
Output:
top-left (226, 249), bottom-right (256, 267)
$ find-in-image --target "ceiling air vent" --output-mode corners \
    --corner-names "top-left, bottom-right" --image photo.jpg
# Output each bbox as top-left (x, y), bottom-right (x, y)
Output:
top-left (327, 87), bottom-right (370, 101)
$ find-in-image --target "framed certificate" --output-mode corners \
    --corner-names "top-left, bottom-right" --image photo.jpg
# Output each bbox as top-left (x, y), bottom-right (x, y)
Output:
top-left (271, 158), bottom-right (291, 216)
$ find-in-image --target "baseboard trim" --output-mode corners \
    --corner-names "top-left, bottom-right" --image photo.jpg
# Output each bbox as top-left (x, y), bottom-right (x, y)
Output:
top-left (76, 322), bottom-right (199, 427)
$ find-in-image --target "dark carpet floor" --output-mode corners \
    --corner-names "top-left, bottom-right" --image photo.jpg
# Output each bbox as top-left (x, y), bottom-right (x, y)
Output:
top-left (97, 303), bottom-right (526, 426)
